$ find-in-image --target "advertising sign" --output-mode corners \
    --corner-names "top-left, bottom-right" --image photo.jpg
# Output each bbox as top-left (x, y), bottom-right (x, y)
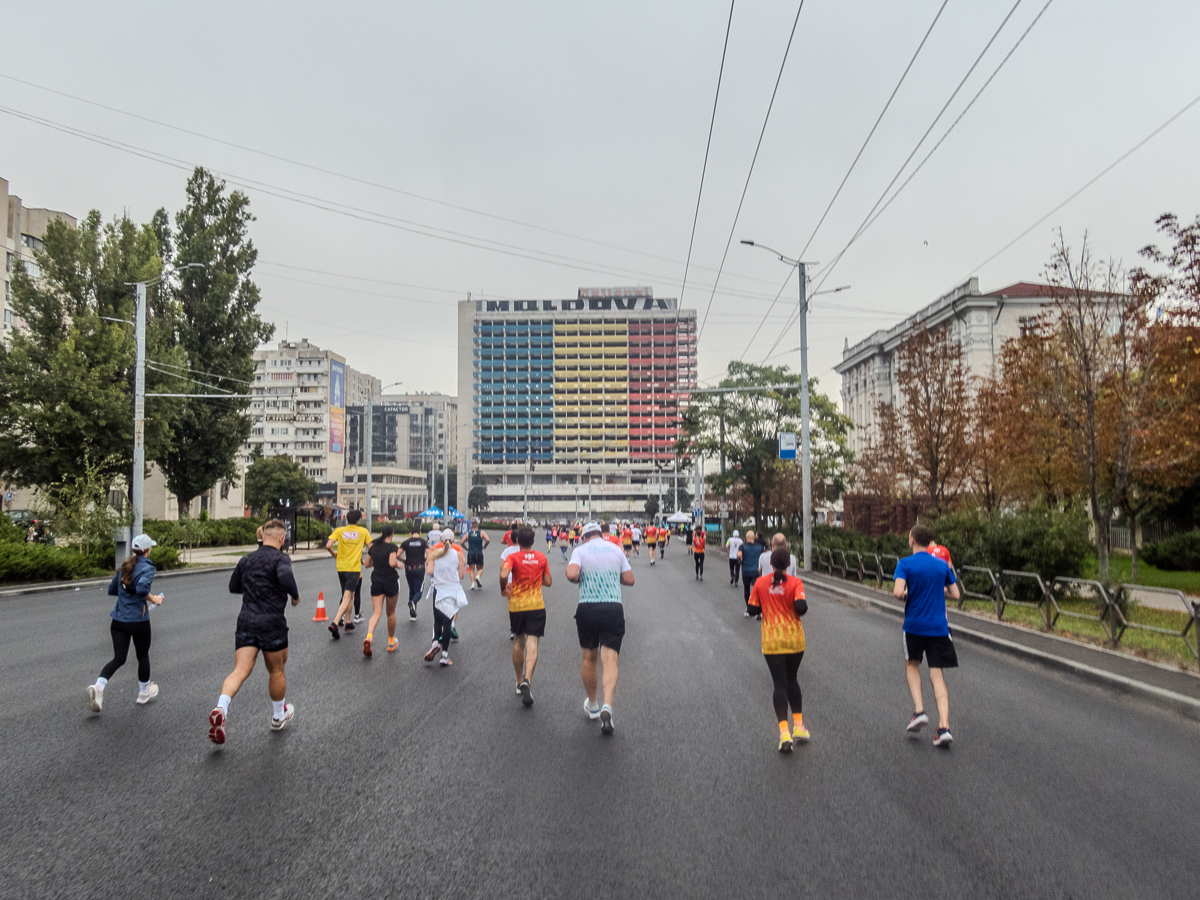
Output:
top-left (329, 360), bottom-right (346, 454)
top-left (778, 432), bottom-right (797, 460)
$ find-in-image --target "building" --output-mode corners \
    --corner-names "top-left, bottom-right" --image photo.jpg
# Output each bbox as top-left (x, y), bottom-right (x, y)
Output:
top-left (248, 338), bottom-right (381, 482)
top-left (3, 176), bottom-right (76, 345)
top-left (337, 466), bottom-right (429, 519)
top-left (344, 397), bottom-right (456, 514)
top-left (456, 288), bottom-right (697, 520)
top-left (835, 278), bottom-right (1059, 455)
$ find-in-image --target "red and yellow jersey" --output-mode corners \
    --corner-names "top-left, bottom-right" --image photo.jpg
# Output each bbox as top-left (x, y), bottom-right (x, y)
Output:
top-left (603, 533), bottom-right (622, 547)
top-left (504, 549), bottom-right (549, 612)
top-left (748, 574), bottom-right (807, 655)
top-left (928, 542), bottom-right (952, 567)
top-left (621, 528), bottom-right (633, 545)
top-left (693, 534), bottom-right (706, 554)
top-left (645, 526), bottom-right (658, 544)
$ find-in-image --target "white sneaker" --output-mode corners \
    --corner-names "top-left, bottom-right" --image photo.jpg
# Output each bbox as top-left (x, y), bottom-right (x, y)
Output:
top-left (86, 684), bottom-right (103, 712)
top-left (353, 614), bottom-right (365, 624)
top-left (136, 683), bottom-right (159, 705)
top-left (516, 682), bottom-right (524, 695)
top-left (270, 702), bottom-right (295, 731)
top-left (583, 697), bottom-right (601, 720)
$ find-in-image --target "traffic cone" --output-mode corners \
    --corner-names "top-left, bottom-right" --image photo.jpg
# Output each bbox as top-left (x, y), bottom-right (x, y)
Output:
top-left (313, 591), bottom-right (328, 622)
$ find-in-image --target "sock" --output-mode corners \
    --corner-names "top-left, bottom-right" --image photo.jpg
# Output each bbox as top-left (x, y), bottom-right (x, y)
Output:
top-left (217, 694), bottom-right (231, 714)
top-left (272, 698), bottom-right (286, 720)
top-left (94, 677), bottom-right (108, 690)
top-left (793, 713), bottom-right (804, 729)
top-left (440, 650), bottom-right (449, 659)
top-left (367, 632), bottom-right (373, 640)
top-left (138, 680), bottom-right (150, 694)
top-left (779, 720), bottom-right (791, 735)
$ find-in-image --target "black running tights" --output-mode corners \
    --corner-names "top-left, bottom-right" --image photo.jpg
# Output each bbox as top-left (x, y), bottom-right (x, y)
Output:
top-left (405, 567), bottom-right (425, 605)
top-left (729, 559), bottom-right (739, 583)
top-left (695, 553), bottom-right (704, 577)
top-left (764, 652), bottom-right (804, 722)
top-left (433, 608), bottom-right (454, 652)
top-left (101, 619), bottom-right (152, 682)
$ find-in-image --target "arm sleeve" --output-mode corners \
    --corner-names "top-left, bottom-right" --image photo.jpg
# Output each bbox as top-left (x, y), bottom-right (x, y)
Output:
top-left (793, 597), bottom-right (809, 616)
top-left (894, 558), bottom-right (908, 583)
top-left (228, 560), bottom-right (244, 594)
top-left (277, 556), bottom-right (300, 599)
top-left (945, 565), bottom-right (957, 585)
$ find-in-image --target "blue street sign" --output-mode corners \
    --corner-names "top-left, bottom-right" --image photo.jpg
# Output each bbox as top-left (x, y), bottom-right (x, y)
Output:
top-left (779, 432), bottom-right (797, 460)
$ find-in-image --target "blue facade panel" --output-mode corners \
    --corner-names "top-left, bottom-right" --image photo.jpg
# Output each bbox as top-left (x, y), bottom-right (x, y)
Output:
top-left (473, 320), bottom-right (555, 464)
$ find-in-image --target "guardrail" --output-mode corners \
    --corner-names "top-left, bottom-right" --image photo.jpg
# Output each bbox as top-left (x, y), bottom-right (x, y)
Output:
top-left (810, 545), bottom-right (1200, 662)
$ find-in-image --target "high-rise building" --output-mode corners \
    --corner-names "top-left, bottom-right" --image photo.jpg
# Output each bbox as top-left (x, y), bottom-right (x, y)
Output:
top-left (344, 396), bottom-right (455, 514)
top-left (3, 176), bottom-right (76, 346)
top-left (456, 288), bottom-right (697, 520)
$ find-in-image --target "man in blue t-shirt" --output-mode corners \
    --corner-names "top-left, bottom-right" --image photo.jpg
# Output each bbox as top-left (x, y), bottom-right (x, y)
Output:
top-left (893, 524), bottom-right (961, 747)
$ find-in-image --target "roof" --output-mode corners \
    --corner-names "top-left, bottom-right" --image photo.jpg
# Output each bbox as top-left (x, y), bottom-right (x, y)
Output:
top-left (985, 282), bottom-right (1056, 298)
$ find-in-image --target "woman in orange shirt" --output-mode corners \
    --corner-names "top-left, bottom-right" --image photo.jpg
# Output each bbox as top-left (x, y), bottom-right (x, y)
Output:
top-left (748, 548), bottom-right (810, 752)
top-left (692, 526), bottom-right (706, 580)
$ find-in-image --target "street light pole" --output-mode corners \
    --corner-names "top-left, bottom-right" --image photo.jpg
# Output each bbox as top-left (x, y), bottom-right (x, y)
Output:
top-left (132, 281), bottom-right (147, 538)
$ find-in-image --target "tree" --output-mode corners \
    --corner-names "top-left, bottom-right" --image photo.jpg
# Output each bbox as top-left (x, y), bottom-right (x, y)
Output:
top-left (644, 495), bottom-right (660, 518)
top-left (153, 169), bottom-right (273, 519)
top-left (244, 455), bottom-right (317, 514)
top-left (468, 484), bottom-right (491, 514)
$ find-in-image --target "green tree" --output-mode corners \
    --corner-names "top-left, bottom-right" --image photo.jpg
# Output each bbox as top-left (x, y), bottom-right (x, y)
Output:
top-left (468, 483), bottom-right (491, 514)
top-left (244, 455), bottom-right (317, 514)
top-left (644, 495), bottom-right (660, 518)
top-left (0, 212), bottom-right (182, 493)
top-left (153, 168), bottom-right (273, 519)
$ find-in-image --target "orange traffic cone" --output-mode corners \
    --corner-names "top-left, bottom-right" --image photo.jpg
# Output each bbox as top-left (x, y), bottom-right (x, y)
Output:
top-left (312, 591), bottom-right (328, 622)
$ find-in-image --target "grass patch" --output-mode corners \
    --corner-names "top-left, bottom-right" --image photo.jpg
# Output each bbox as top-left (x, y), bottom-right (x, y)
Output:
top-left (1082, 555), bottom-right (1200, 596)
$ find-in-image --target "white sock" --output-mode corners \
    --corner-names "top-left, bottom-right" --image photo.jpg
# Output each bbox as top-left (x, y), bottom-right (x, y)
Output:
top-left (217, 694), bottom-right (231, 714)
top-left (441, 651), bottom-right (449, 659)
top-left (138, 680), bottom-right (150, 694)
top-left (272, 698), bottom-right (286, 720)
top-left (94, 677), bottom-right (108, 690)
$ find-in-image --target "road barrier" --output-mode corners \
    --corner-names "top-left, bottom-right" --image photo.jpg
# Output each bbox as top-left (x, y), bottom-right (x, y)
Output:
top-left (812, 544), bottom-right (1200, 662)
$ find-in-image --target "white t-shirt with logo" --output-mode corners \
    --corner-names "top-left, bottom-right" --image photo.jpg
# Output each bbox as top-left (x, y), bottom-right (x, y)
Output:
top-left (631, 527), bottom-right (642, 542)
top-left (760, 552), bottom-right (800, 578)
top-left (569, 537), bottom-right (632, 604)
top-left (726, 536), bottom-right (743, 560)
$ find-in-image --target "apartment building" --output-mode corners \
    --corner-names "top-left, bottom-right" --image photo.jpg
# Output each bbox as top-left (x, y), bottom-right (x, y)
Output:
top-left (3, 176), bottom-right (76, 346)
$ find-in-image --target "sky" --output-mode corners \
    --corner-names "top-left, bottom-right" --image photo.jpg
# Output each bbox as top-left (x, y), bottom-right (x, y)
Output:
top-left (3, 0), bottom-right (1199, 401)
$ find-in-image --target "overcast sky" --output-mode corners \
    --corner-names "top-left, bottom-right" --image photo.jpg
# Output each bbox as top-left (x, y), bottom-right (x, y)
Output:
top-left (4, 1), bottom-right (1199, 400)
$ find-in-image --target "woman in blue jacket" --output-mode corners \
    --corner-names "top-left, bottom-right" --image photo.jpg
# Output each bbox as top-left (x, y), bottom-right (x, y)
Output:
top-left (86, 534), bottom-right (164, 712)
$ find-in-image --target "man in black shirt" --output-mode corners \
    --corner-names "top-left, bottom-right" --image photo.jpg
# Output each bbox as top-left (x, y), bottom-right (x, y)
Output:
top-left (208, 519), bottom-right (301, 746)
top-left (398, 529), bottom-right (429, 621)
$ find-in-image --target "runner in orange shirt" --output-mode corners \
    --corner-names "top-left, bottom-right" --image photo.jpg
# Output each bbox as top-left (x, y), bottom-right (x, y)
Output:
top-left (621, 525), bottom-right (633, 557)
top-left (748, 548), bottom-right (810, 752)
top-left (645, 524), bottom-right (658, 565)
top-left (499, 526), bottom-right (552, 706)
top-left (692, 526), bottom-right (706, 581)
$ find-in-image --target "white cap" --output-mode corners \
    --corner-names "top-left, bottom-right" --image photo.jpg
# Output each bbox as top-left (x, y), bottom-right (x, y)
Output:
top-left (732, 530), bottom-right (740, 538)
top-left (581, 521), bottom-right (602, 537)
top-left (131, 534), bottom-right (157, 552)
top-left (441, 528), bottom-right (456, 541)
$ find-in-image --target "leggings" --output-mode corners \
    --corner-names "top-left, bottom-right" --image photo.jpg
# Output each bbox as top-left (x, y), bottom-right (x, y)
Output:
top-left (432, 608), bottom-right (454, 652)
top-left (695, 553), bottom-right (704, 577)
top-left (353, 579), bottom-right (362, 616)
top-left (100, 619), bottom-right (152, 682)
top-left (743, 576), bottom-right (758, 614)
top-left (765, 652), bottom-right (804, 722)
top-left (405, 568), bottom-right (425, 605)
top-left (729, 559), bottom-right (740, 584)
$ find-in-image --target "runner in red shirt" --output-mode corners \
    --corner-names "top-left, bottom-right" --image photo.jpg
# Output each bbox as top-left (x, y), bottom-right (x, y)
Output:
top-left (692, 527), bottom-right (706, 580)
top-left (645, 525), bottom-right (658, 565)
top-left (748, 548), bottom-right (810, 752)
top-left (928, 541), bottom-right (952, 568)
top-left (499, 526), bottom-right (551, 707)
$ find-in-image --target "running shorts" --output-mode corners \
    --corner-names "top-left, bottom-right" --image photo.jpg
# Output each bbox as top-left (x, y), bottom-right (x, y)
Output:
top-left (632, 540), bottom-right (640, 547)
top-left (510, 608), bottom-right (547, 637)
top-left (338, 571), bottom-right (361, 593)
top-left (575, 602), bottom-right (625, 653)
top-left (370, 575), bottom-right (400, 597)
top-left (904, 631), bottom-right (958, 668)
top-left (467, 552), bottom-right (485, 568)
top-left (235, 625), bottom-right (289, 653)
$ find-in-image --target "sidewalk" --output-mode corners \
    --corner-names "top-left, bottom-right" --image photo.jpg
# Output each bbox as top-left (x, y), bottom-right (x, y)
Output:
top-left (805, 571), bottom-right (1200, 716)
top-left (179, 544), bottom-right (330, 566)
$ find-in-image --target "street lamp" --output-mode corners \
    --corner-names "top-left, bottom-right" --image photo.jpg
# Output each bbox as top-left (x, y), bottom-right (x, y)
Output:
top-left (739, 240), bottom-right (848, 571)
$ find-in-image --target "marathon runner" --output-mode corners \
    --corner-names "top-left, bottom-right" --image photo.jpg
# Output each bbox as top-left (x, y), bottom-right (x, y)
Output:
top-left (692, 526), bottom-right (706, 580)
top-left (398, 528), bottom-right (429, 620)
top-left (424, 529), bottom-right (468, 667)
top-left (659, 525), bottom-right (669, 558)
top-left (567, 522), bottom-right (634, 735)
top-left (621, 524), bottom-right (633, 557)
top-left (738, 531), bottom-right (765, 617)
top-left (557, 526), bottom-right (569, 562)
top-left (362, 525), bottom-right (401, 656)
top-left (207, 519), bottom-right (300, 745)
top-left (325, 510), bottom-right (371, 638)
top-left (894, 525), bottom-right (961, 747)
top-left (87, 534), bottom-right (163, 713)
top-left (644, 524), bottom-right (658, 565)
top-left (630, 523), bottom-right (641, 556)
top-left (748, 548), bottom-right (810, 752)
top-left (759, 533), bottom-right (799, 579)
top-left (465, 521), bottom-right (490, 590)
top-left (500, 526), bottom-right (552, 706)
top-left (685, 526), bottom-right (693, 557)
top-left (726, 529), bottom-right (743, 586)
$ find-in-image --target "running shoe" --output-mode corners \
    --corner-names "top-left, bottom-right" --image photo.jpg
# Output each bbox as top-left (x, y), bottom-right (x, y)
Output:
top-left (475, 576), bottom-right (483, 589)
top-left (136, 683), bottom-right (159, 705)
top-left (328, 622), bottom-right (341, 640)
top-left (208, 708), bottom-right (227, 745)
top-left (516, 682), bottom-right (523, 695)
top-left (423, 641), bottom-right (440, 662)
top-left (583, 697), bottom-right (601, 720)
top-left (793, 723), bottom-right (811, 742)
top-left (778, 732), bottom-right (793, 753)
top-left (387, 637), bottom-right (399, 652)
top-left (344, 622), bottom-right (356, 632)
top-left (86, 684), bottom-right (103, 713)
top-left (270, 702), bottom-right (295, 731)
top-left (744, 611), bottom-right (751, 618)
top-left (907, 711), bottom-right (930, 733)
top-left (353, 614), bottom-right (365, 624)
top-left (599, 705), bottom-right (614, 735)
top-left (363, 637), bottom-right (372, 658)
top-left (450, 626), bottom-right (459, 642)
top-left (408, 601), bottom-right (417, 620)
top-left (439, 654), bottom-right (453, 667)
top-left (933, 727), bottom-right (954, 747)
top-left (519, 681), bottom-right (533, 707)
top-left (510, 632), bottom-right (515, 641)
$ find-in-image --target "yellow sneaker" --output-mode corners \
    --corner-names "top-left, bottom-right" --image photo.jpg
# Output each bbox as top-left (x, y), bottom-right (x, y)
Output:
top-left (778, 731), bottom-right (793, 753)
top-left (793, 723), bottom-right (811, 742)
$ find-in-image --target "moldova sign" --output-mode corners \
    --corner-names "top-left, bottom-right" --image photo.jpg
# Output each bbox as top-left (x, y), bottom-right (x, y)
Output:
top-left (778, 432), bottom-right (797, 460)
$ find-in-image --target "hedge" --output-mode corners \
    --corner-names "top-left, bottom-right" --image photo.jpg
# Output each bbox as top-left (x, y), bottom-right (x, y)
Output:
top-left (0, 543), bottom-right (107, 583)
top-left (1141, 531), bottom-right (1200, 572)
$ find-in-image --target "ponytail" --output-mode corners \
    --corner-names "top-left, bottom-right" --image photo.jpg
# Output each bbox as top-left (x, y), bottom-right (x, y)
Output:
top-left (769, 548), bottom-right (790, 587)
top-left (430, 542), bottom-right (452, 562)
top-left (119, 550), bottom-right (144, 589)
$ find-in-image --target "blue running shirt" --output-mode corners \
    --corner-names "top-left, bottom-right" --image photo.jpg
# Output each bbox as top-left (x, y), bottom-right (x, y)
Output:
top-left (894, 551), bottom-right (956, 636)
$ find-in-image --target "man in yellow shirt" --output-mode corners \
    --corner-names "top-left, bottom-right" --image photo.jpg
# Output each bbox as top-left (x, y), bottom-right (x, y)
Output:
top-left (325, 510), bottom-right (372, 639)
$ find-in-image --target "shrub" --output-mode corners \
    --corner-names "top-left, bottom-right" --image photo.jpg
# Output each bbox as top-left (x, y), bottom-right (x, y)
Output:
top-left (926, 504), bottom-right (1091, 581)
top-left (296, 518), bottom-right (332, 542)
top-left (0, 543), bottom-right (105, 583)
top-left (811, 524), bottom-right (908, 557)
top-left (0, 514), bottom-right (25, 545)
top-left (1141, 531), bottom-right (1200, 572)
top-left (148, 545), bottom-right (183, 570)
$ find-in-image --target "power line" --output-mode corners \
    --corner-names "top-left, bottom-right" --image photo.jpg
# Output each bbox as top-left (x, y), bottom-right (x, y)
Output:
top-left (697, 0), bottom-right (808, 341)
top-left (146, 358), bottom-right (254, 385)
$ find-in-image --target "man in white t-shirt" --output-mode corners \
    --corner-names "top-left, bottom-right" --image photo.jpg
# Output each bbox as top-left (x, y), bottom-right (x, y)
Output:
top-left (566, 522), bottom-right (634, 736)
top-left (726, 530), bottom-right (744, 587)
top-left (759, 532), bottom-right (800, 579)
top-left (630, 524), bottom-right (642, 556)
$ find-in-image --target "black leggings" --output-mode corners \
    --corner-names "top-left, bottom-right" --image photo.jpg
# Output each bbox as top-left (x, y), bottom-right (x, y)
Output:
top-left (695, 553), bottom-right (704, 577)
top-left (353, 579), bottom-right (362, 616)
top-left (743, 576), bottom-right (759, 614)
top-left (765, 652), bottom-right (804, 722)
top-left (729, 559), bottom-right (740, 584)
top-left (101, 619), bottom-right (152, 682)
top-left (432, 608), bottom-right (454, 652)
top-left (405, 568), bottom-right (425, 605)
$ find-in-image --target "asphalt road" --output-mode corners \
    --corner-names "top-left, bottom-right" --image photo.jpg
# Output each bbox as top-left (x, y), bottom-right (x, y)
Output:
top-left (3, 542), bottom-right (1197, 899)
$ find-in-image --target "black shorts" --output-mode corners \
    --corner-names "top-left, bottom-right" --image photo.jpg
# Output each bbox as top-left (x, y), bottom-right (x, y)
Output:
top-left (235, 627), bottom-right (289, 653)
top-left (370, 578), bottom-right (400, 598)
top-left (510, 608), bottom-right (547, 637)
top-left (632, 540), bottom-right (640, 547)
top-left (904, 631), bottom-right (958, 669)
top-left (575, 602), bottom-right (625, 653)
top-left (467, 552), bottom-right (485, 568)
top-left (338, 571), bottom-right (361, 593)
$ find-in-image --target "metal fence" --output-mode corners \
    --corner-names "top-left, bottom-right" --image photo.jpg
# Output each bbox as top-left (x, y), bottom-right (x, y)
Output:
top-left (1109, 520), bottom-right (1180, 551)
top-left (811, 544), bottom-right (1200, 663)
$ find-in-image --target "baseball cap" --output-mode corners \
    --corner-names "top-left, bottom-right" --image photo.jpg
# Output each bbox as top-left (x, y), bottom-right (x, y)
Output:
top-left (732, 530), bottom-right (740, 537)
top-left (131, 534), bottom-right (157, 552)
top-left (581, 522), bottom-right (602, 537)
top-left (442, 528), bottom-right (456, 541)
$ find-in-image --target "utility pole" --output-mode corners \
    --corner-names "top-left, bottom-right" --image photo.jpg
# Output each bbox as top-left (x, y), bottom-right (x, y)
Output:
top-left (587, 465), bottom-right (592, 521)
top-left (719, 397), bottom-right (726, 547)
top-left (523, 457), bottom-right (530, 522)
top-left (365, 393), bottom-right (373, 529)
top-left (798, 262), bottom-right (812, 572)
top-left (131, 282), bottom-right (147, 538)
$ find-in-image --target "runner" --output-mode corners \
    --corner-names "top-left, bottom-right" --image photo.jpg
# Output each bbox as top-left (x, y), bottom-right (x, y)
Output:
top-left (645, 523), bottom-right (658, 565)
top-left (747, 548), bottom-right (810, 752)
top-left (726, 529), bottom-right (743, 585)
top-left (363, 525), bottom-right (401, 656)
top-left (558, 526), bottom-right (569, 562)
top-left (86, 534), bottom-right (163, 713)
top-left (621, 524), bottom-right (633, 557)
top-left (685, 526), bottom-right (693, 557)
top-left (423, 529), bottom-right (469, 667)
top-left (207, 519), bottom-right (301, 745)
top-left (499, 526), bottom-right (552, 706)
top-left (738, 531), bottom-right (765, 617)
top-left (631, 523), bottom-right (641, 556)
top-left (325, 510), bottom-right (372, 638)
top-left (759, 533), bottom-right (799, 579)
top-left (465, 521), bottom-right (490, 590)
top-left (566, 521), bottom-right (634, 735)
top-left (499, 531), bottom-right (522, 640)
top-left (928, 540), bottom-right (953, 567)
top-left (692, 525), bottom-right (706, 580)
top-left (893, 524), bottom-right (961, 747)
top-left (398, 528), bottom-right (429, 620)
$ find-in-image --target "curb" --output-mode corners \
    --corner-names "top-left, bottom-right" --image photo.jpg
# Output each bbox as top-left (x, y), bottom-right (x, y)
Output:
top-left (808, 574), bottom-right (1200, 723)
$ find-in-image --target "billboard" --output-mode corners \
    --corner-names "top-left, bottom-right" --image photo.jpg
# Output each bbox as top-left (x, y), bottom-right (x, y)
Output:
top-left (329, 360), bottom-right (346, 454)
